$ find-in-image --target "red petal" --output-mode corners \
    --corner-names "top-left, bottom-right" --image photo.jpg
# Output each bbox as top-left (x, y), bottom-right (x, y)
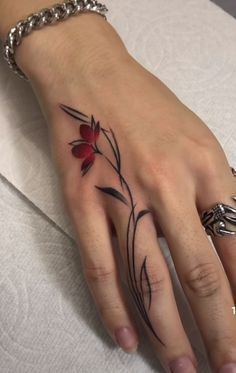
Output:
top-left (94, 122), bottom-right (100, 142)
top-left (72, 143), bottom-right (93, 158)
top-left (80, 124), bottom-right (95, 142)
top-left (81, 153), bottom-right (95, 175)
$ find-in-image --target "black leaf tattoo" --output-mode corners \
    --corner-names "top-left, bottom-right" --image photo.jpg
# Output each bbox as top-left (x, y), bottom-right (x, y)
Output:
top-left (94, 186), bottom-right (129, 206)
top-left (140, 256), bottom-right (152, 310)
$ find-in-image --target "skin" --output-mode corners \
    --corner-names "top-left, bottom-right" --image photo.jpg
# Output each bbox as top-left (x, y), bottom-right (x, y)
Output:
top-left (0, 4), bottom-right (236, 372)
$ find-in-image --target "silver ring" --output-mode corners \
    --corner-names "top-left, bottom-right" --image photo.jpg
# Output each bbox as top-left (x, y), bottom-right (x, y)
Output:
top-left (200, 167), bottom-right (236, 237)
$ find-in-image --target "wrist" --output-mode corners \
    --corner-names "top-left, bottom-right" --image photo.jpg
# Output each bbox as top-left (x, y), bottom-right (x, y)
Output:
top-left (14, 12), bottom-right (129, 86)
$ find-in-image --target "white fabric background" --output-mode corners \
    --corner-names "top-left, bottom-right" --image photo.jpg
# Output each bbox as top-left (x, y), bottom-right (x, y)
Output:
top-left (0, 0), bottom-right (235, 371)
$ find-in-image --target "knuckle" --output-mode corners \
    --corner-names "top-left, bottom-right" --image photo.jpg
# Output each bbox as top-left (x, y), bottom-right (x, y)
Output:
top-left (62, 178), bottom-right (99, 217)
top-left (194, 145), bottom-right (219, 180)
top-left (184, 262), bottom-right (221, 298)
top-left (208, 335), bottom-right (236, 362)
top-left (99, 303), bottom-right (123, 319)
top-left (137, 154), bottom-right (175, 193)
top-left (84, 265), bottom-right (116, 284)
top-left (62, 177), bottom-right (81, 209)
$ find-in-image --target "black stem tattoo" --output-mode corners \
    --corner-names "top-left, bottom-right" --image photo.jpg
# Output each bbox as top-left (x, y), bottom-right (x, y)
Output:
top-left (59, 103), bottom-right (165, 346)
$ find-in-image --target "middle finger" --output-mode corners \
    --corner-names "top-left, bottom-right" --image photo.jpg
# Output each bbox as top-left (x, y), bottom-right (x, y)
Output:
top-left (109, 196), bottom-right (197, 372)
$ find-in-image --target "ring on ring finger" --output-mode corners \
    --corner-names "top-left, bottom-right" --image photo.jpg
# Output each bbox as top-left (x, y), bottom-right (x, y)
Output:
top-left (200, 167), bottom-right (236, 237)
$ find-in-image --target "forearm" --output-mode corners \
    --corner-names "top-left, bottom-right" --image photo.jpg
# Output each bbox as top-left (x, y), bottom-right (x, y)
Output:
top-left (0, 0), bottom-right (130, 84)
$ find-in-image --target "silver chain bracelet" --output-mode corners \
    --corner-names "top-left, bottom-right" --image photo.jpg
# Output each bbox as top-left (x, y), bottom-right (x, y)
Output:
top-left (3, 0), bottom-right (108, 81)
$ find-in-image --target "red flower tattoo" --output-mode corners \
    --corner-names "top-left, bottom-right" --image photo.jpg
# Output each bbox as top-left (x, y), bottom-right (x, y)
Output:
top-left (60, 103), bottom-right (101, 176)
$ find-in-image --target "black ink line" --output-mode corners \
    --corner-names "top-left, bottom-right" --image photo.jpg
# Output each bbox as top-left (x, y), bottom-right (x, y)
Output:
top-left (109, 127), bottom-right (123, 189)
top-left (143, 256), bottom-right (152, 310)
top-left (100, 127), bottom-right (123, 191)
top-left (60, 103), bottom-right (89, 118)
top-left (101, 128), bottom-right (120, 171)
top-left (140, 258), bottom-right (146, 302)
top-left (60, 103), bottom-right (90, 123)
top-left (131, 210), bottom-right (151, 306)
top-left (110, 128), bottom-right (121, 173)
top-left (91, 115), bottom-right (97, 130)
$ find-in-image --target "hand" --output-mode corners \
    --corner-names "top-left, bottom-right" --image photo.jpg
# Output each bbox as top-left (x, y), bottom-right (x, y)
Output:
top-left (17, 13), bottom-right (236, 373)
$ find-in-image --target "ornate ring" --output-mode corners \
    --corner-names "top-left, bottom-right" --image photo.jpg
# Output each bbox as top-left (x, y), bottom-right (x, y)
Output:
top-left (200, 167), bottom-right (236, 237)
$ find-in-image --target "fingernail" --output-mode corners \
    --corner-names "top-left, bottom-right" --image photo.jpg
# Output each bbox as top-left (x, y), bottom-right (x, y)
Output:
top-left (114, 326), bottom-right (138, 353)
top-left (169, 356), bottom-right (196, 373)
top-left (219, 363), bottom-right (236, 373)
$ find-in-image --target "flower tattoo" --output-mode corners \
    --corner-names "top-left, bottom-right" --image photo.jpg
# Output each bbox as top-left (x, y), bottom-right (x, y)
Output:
top-left (60, 103), bottom-right (165, 346)
top-left (64, 107), bottom-right (101, 175)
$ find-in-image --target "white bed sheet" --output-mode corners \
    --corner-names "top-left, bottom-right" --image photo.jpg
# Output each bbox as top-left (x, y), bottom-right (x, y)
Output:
top-left (0, 0), bottom-right (236, 371)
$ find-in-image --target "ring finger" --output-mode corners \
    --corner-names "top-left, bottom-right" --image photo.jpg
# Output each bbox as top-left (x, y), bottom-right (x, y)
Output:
top-left (198, 166), bottom-right (236, 300)
top-left (153, 185), bottom-right (236, 373)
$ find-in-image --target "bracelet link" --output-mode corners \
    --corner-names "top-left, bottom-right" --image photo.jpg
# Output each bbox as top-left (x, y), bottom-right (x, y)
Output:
top-left (65, 0), bottom-right (79, 15)
top-left (52, 4), bottom-right (67, 20)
